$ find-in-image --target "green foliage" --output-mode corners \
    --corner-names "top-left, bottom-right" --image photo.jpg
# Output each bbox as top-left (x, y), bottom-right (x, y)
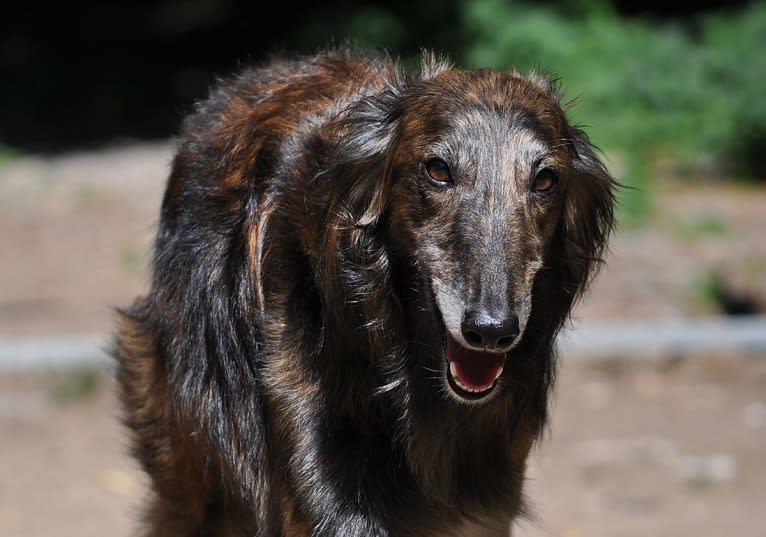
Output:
top-left (48, 368), bottom-right (101, 403)
top-left (73, 184), bottom-right (99, 209)
top-left (692, 270), bottom-right (721, 311)
top-left (0, 142), bottom-right (22, 164)
top-left (617, 158), bottom-right (653, 227)
top-left (343, 7), bottom-right (406, 49)
top-left (294, 1), bottom-right (460, 58)
top-left (701, 4), bottom-right (766, 179)
top-left (460, 0), bottom-right (766, 222)
top-left (672, 215), bottom-right (729, 240)
top-left (120, 246), bottom-right (145, 275)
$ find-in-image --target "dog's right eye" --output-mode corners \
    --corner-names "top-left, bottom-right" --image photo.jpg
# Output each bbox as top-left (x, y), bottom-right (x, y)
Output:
top-left (424, 157), bottom-right (453, 187)
top-left (532, 168), bottom-right (558, 193)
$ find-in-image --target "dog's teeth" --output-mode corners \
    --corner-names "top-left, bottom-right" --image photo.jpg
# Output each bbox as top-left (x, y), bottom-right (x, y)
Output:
top-left (493, 367), bottom-right (504, 381)
top-left (448, 360), bottom-right (498, 394)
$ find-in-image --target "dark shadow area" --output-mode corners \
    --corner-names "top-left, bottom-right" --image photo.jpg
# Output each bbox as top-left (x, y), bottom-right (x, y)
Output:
top-left (2, 0), bottom-right (749, 152)
top-left (1, 0), bottom-right (460, 150)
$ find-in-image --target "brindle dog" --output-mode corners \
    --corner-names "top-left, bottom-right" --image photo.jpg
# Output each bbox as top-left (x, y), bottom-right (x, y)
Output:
top-left (115, 49), bottom-right (615, 537)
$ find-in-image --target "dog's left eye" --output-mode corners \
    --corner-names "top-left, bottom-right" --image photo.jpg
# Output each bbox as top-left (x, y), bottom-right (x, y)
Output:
top-left (532, 168), bottom-right (558, 193)
top-left (424, 157), bottom-right (453, 186)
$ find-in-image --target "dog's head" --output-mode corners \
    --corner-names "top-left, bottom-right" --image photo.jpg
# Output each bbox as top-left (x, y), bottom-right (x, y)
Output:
top-left (329, 60), bottom-right (615, 406)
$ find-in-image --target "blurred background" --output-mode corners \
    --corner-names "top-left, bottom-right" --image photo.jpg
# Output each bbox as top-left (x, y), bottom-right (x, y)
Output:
top-left (1, 1), bottom-right (764, 536)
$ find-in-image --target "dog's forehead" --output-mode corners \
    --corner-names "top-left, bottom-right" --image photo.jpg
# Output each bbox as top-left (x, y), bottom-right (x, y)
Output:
top-left (447, 104), bottom-right (552, 151)
top-left (435, 70), bottom-right (559, 114)
top-left (407, 70), bottom-right (566, 148)
top-left (437, 122), bottom-right (549, 176)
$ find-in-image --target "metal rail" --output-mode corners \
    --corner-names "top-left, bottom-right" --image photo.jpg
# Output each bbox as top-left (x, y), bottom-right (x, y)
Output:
top-left (1, 316), bottom-right (765, 372)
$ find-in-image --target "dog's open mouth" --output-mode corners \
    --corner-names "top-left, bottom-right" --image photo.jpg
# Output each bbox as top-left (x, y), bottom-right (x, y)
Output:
top-left (445, 333), bottom-right (506, 401)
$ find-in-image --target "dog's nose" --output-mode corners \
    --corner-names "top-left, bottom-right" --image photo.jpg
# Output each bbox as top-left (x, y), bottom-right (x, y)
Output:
top-left (461, 310), bottom-right (520, 350)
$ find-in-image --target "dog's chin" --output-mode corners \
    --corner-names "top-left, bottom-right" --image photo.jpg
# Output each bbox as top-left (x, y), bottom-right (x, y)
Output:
top-left (443, 332), bottom-right (507, 404)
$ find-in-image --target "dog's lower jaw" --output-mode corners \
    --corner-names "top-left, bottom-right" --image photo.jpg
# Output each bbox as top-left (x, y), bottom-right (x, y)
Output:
top-left (443, 363), bottom-right (505, 405)
top-left (446, 362), bottom-right (501, 401)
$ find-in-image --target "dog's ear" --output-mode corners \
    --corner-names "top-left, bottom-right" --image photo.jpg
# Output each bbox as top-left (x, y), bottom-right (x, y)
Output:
top-left (560, 125), bottom-right (616, 300)
top-left (320, 85), bottom-right (405, 344)
top-left (330, 56), bottom-right (451, 227)
top-left (329, 86), bottom-right (403, 228)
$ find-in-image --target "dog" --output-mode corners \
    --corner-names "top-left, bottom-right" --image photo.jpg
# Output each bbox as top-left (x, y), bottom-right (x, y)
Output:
top-left (114, 49), bottom-right (615, 537)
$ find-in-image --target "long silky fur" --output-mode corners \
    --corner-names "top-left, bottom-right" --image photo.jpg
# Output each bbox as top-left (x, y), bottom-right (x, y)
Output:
top-left (114, 48), bottom-right (615, 537)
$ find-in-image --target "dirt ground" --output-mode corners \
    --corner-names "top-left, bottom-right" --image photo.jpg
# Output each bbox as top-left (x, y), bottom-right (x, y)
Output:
top-left (1, 356), bottom-right (764, 537)
top-left (1, 143), bottom-right (765, 536)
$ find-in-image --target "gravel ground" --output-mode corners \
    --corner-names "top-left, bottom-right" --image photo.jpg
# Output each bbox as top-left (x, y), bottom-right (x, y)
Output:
top-left (1, 143), bottom-right (765, 536)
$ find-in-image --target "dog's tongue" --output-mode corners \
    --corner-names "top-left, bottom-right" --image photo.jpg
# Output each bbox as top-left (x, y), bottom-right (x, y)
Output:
top-left (447, 334), bottom-right (506, 392)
